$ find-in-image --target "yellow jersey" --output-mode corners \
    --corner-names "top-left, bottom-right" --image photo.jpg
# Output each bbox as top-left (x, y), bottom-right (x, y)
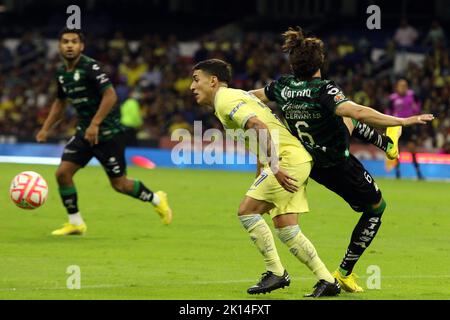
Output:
top-left (213, 87), bottom-right (312, 165)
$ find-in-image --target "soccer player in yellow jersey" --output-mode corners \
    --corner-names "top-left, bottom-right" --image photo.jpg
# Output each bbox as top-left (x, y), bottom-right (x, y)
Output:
top-left (190, 59), bottom-right (340, 298)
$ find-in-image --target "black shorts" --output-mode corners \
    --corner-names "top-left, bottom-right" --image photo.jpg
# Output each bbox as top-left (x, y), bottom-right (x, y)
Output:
top-left (61, 134), bottom-right (127, 178)
top-left (310, 154), bottom-right (382, 212)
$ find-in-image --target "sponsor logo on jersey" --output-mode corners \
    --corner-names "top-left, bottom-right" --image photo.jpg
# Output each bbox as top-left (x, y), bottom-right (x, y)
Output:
top-left (334, 93), bottom-right (346, 103)
top-left (96, 73), bottom-right (109, 84)
top-left (281, 87), bottom-right (311, 100)
top-left (72, 97), bottom-right (89, 104)
top-left (70, 86), bottom-right (87, 93)
top-left (281, 101), bottom-right (309, 111)
top-left (74, 71), bottom-right (80, 81)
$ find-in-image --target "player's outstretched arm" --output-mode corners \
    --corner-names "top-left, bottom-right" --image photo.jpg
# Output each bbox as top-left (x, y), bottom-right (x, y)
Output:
top-left (335, 101), bottom-right (434, 128)
top-left (249, 88), bottom-right (270, 103)
top-left (84, 86), bottom-right (118, 145)
top-left (36, 99), bottom-right (67, 142)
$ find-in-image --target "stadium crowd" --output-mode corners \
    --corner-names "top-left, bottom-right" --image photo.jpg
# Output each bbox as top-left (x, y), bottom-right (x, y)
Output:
top-left (0, 21), bottom-right (449, 153)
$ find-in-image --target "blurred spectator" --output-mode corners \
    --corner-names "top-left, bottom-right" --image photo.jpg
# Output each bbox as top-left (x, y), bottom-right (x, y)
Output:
top-left (354, 81), bottom-right (375, 107)
top-left (140, 65), bottom-right (163, 88)
top-left (394, 18), bottom-right (419, 48)
top-left (424, 20), bottom-right (446, 48)
top-left (194, 40), bottom-right (209, 63)
top-left (115, 76), bottom-right (131, 104)
top-left (337, 36), bottom-right (355, 59)
top-left (166, 34), bottom-right (180, 64)
top-left (0, 40), bottom-right (13, 69)
top-left (16, 32), bottom-right (37, 67)
top-left (173, 65), bottom-right (193, 94)
top-left (119, 56), bottom-right (148, 87)
top-left (168, 113), bottom-right (193, 135)
top-left (120, 90), bottom-right (144, 146)
top-left (109, 31), bottom-right (129, 55)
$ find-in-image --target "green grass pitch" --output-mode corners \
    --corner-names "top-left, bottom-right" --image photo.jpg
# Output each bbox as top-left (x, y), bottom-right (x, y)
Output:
top-left (1, 163), bottom-right (449, 300)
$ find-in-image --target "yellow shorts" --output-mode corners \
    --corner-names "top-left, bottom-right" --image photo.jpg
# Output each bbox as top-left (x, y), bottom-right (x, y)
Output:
top-left (246, 160), bottom-right (312, 218)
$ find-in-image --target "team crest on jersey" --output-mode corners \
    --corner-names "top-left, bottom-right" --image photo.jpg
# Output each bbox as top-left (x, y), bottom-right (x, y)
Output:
top-left (74, 71), bottom-right (80, 81)
top-left (334, 93), bottom-right (346, 103)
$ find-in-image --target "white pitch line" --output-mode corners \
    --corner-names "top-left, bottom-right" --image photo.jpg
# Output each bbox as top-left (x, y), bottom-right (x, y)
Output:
top-left (1, 275), bottom-right (450, 292)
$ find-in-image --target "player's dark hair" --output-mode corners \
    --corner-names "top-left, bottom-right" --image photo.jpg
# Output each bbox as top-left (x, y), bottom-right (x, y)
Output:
top-left (59, 27), bottom-right (85, 43)
top-left (282, 26), bottom-right (324, 80)
top-left (193, 59), bottom-right (232, 84)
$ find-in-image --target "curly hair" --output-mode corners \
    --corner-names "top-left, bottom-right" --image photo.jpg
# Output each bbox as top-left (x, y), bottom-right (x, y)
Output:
top-left (282, 26), bottom-right (324, 80)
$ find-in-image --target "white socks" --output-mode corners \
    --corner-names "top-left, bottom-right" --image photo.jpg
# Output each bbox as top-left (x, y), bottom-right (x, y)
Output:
top-left (69, 212), bottom-right (84, 226)
top-left (151, 193), bottom-right (161, 206)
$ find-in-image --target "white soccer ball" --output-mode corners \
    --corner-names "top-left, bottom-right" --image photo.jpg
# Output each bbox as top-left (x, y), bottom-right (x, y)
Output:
top-left (10, 171), bottom-right (48, 209)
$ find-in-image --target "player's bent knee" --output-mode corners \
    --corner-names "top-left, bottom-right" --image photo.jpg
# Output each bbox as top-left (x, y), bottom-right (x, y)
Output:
top-left (237, 202), bottom-right (252, 216)
top-left (237, 199), bottom-right (261, 216)
top-left (350, 204), bottom-right (365, 213)
top-left (368, 198), bottom-right (387, 217)
top-left (237, 204), bottom-right (248, 216)
top-left (110, 180), bottom-right (127, 194)
top-left (238, 197), bottom-right (275, 216)
top-left (109, 177), bottom-right (127, 193)
top-left (55, 169), bottom-right (73, 185)
top-left (272, 213), bottom-right (298, 229)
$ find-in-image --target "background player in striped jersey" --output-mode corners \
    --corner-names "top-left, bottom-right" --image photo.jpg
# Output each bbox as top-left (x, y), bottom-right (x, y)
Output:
top-left (251, 27), bottom-right (433, 292)
top-left (36, 28), bottom-right (172, 235)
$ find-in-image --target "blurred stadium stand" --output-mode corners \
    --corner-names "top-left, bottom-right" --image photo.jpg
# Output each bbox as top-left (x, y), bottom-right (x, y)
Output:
top-left (0, 0), bottom-right (449, 178)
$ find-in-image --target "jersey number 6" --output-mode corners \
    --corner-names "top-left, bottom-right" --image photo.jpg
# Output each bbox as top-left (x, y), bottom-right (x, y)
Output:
top-left (295, 121), bottom-right (315, 145)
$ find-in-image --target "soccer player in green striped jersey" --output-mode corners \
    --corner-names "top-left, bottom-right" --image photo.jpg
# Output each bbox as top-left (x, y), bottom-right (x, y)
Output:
top-left (251, 27), bottom-right (433, 292)
top-left (36, 28), bottom-right (172, 235)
